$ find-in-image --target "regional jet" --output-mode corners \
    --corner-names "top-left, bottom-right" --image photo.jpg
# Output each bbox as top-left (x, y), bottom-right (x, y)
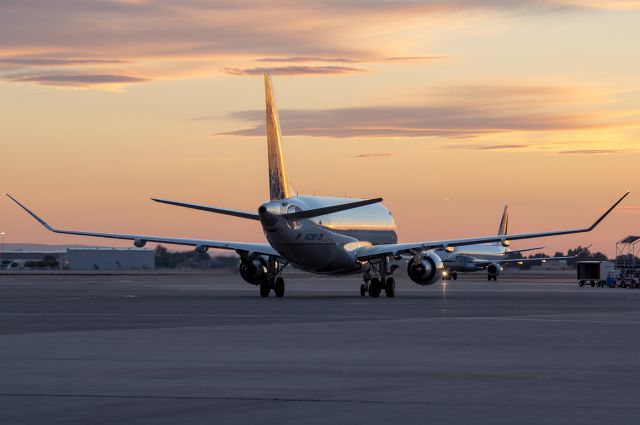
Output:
top-left (6, 73), bottom-right (629, 297)
top-left (435, 205), bottom-right (585, 281)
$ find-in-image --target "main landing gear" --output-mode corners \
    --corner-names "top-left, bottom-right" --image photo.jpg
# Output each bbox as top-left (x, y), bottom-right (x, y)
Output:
top-left (361, 256), bottom-right (397, 298)
top-left (259, 258), bottom-right (288, 298)
top-left (260, 276), bottom-right (286, 297)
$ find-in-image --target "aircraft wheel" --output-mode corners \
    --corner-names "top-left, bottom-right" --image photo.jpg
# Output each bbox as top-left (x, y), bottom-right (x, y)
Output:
top-left (369, 278), bottom-right (381, 298)
top-left (487, 275), bottom-right (492, 281)
top-left (384, 278), bottom-right (396, 298)
top-left (590, 280), bottom-right (595, 287)
top-left (274, 277), bottom-right (285, 297)
top-left (579, 280), bottom-right (584, 287)
top-left (360, 284), bottom-right (366, 297)
top-left (260, 278), bottom-right (271, 297)
top-left (452, 272), bottom-right (458, 281)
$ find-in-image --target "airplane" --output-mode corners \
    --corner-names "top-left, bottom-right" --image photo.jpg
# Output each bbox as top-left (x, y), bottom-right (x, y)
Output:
top-left (435, 205), bottom-right (582, 281)
top-left (6, 73), bottom-right (630, 298)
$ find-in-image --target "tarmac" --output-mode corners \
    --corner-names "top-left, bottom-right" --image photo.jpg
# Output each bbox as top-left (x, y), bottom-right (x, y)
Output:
top-left (1, 271), bottom-right (640, 425)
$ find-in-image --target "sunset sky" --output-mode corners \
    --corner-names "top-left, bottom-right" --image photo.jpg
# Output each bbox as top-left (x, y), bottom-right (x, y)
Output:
top-left (1, 0), bottom-right (639, 256)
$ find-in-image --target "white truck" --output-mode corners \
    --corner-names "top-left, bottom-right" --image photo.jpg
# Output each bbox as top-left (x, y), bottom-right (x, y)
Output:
top-left (576, 261), bottom-right (616, 287)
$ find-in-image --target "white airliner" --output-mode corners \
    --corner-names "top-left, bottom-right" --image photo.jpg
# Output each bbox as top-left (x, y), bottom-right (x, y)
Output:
top-left (435, 205), bottom-right (584, 281)
top-left (6, 73), bottom-right (629, 298)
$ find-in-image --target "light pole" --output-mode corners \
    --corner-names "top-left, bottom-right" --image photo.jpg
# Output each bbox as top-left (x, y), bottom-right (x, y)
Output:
top-left (1, 232), bottom-right (4, 269)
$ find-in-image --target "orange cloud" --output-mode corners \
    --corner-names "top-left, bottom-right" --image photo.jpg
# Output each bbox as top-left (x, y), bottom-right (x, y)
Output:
top-left (223, 66), bottom-right (367, 76)
top-left (7, 73), bottom-right (149, 87)
top-left (1, 0), bottom-right (633, 88)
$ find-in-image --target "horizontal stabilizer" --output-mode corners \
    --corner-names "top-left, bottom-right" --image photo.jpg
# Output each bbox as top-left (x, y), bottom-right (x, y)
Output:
top-left (151, 198), bottom-right (259, 220)
top-left (282, 198), bottom-right (383, 220)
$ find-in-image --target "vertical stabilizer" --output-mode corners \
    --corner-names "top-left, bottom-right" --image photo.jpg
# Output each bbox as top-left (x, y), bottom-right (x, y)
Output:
top-left (264, 73), bottom-right (291, 200)
top-left (497, 205), bottom-right (509, 236)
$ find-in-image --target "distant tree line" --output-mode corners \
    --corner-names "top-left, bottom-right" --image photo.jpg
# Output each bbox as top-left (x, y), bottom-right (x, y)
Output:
top-left (154, 245), bottom-right (239, 269)
top-left (506, 246), bottom-right (634, 270)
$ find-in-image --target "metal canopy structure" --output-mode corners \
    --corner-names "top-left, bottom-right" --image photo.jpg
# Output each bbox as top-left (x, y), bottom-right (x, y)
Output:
top-left (616, 235), bottom-right (640, 270)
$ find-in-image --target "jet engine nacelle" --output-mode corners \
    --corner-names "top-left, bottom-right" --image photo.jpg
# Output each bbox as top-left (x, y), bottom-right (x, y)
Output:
top-left (487, 263), bottom-right (502, 278)
top-left (239, 258), bottom-right (266, 285)
top-left (195, 244), bottom-right (209, 253)
top-left (407, 251), bottom-right (445, 286)
top-left (133, 238), bottom-right (147, 248)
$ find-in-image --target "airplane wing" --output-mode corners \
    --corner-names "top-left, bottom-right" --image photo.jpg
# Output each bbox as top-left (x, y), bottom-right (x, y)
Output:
top-left (5, 194), bottom-right (279, 257)
top-left (355, 192), bottom-right (629, 260)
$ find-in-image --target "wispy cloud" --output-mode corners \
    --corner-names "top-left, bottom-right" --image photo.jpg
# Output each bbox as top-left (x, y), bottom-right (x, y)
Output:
top-left (445, 143), bottom-right (532, 151)
top-left (214, 82), bottom-right (638, 152)
top-left (223, 66), bottom-right (367, 76)
top-left (256, 57), bottom-right (359, 63)
top-left (558, 149), bottom-right (621, 154)
top-left (0, 57), bottom-right (127, 66)
top-left (1, 0), bottom-right (632, 88)
top-left (617, 205), bottom-right (640, 214)
top-left (7, 73), bottom-right (149, 87)
top-left (255, 56), bottom-right (444, 64)
top-left (354, 153), bottom-right (394, 158)
top-left (217, 105), bottom-right (617, 139)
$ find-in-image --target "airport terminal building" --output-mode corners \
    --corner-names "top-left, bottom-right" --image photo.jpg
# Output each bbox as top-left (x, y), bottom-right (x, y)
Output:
top-left (3, 248), bottom-right (155, 271)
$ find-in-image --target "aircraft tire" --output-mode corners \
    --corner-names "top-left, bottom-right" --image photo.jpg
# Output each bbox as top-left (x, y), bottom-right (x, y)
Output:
top-left (384, 278), bottom-right (395, 298)
top-left (260, 278), bottom-right (271, 297)
top-left (452, 273), bottom-right (458, 281)
top-left (369, 278), bottom-right (381, 298)
top-left (360, 284), bottom-right (366, 297)
top-left (274, 277), bottom-right (285, 297)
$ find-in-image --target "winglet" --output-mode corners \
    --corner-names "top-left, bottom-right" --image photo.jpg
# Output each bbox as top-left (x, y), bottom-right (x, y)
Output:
top-left (588, 191), bottom-right (630, 231)
top-left (5, 193), bottom-right (56, 231)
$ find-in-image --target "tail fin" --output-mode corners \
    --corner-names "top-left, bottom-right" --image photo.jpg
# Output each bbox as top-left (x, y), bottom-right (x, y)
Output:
top-left (497, 205), bottom-right (509, 236)
top-left (264, 72), bottom-right (292, 200)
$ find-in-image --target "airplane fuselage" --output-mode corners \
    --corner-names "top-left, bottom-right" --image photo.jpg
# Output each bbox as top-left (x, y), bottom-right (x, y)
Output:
top-left (259, 195), bottom-right (397, 274)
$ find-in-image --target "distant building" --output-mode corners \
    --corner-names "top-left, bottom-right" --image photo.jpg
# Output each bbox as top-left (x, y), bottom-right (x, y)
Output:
top-left (66, 248), bottom-right (154, 271)
top-left (2, 251), bottom-right (65, 270)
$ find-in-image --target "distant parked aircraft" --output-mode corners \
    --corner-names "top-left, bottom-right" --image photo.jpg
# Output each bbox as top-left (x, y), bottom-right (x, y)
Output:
top-left (435, 205), bottom-right (582, 281)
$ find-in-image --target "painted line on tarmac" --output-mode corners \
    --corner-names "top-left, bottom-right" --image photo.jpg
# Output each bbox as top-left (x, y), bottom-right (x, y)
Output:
top-left (0, 392), bottom-right (437, 406)
top-left (446, 317), bottom-right (640, 325)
